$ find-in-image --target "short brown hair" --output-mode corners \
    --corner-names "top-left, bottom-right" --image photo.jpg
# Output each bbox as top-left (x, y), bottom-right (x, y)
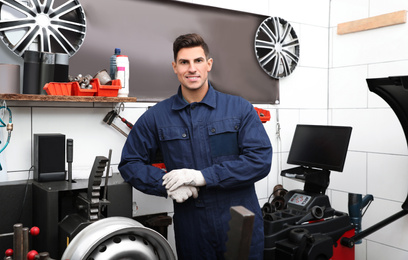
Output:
top-left (173, 33), bottom-right (210, 61)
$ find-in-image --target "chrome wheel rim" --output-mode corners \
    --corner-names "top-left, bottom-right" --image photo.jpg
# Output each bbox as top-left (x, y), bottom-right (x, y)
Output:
top-left (255, 17), bottom-right (299, 79)
top-left (0, 0), bottom-right (86, 57)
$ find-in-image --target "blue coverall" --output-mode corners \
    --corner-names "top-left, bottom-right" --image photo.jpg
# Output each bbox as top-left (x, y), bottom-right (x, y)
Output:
top-left (119, 84), bottom-right (272, 259)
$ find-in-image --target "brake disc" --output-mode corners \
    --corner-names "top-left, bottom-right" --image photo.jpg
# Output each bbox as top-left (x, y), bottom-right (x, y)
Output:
top-left (0, 0), bottom-right (86, 57)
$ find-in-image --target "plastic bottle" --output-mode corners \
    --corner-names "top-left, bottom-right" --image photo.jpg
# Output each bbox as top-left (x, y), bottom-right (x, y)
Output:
top-left (109, 48), bottom-right (121, 80)
top-left (116, 55), bottom-right (129, 97)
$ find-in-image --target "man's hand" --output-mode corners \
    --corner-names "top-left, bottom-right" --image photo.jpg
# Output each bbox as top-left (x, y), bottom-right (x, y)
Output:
top-left (167, 185), bottom-right (199, 203)
top-left (162, 168), bottom-right (206, 191)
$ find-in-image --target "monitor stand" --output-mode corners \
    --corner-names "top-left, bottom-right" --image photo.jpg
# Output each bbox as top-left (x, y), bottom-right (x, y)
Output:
top-left (281, 166), bottom-right (330, 194)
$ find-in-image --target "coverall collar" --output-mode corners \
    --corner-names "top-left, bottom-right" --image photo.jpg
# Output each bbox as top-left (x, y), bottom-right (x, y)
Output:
top-left (172, 82), bottom-right (217, 111)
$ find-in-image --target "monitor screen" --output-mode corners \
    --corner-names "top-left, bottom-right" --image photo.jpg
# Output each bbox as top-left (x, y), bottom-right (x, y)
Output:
top-left (287, 125), bottom-right (352, 172)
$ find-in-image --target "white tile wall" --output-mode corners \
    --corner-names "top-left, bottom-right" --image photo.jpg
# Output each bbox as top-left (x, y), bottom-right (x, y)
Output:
top-left (330, 0), bottom-right (369, 27)
top-left (278, 67), bottom-right (328, 109)
top-left (368, 153), bottom-right (408, 202)
top-left (2, 0), bottom-right (408, 259)
top-left (297, 24), bottom-right (329, 69)
top-left (332, 23), bottom-right (408, 67)
top-left (268, 0), bottom-right (330, 27)
top-left (367, 240), bottom-right (408, 260)
top-left (364, 198), bottom-right (408, 251)
top-left (369, 0), bottom-right (408, 17)
top-left (329, 65), bottom-right (369, 109)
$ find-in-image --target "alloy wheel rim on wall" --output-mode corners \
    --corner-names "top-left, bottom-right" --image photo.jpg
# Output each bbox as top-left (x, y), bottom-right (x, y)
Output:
top-left (254, 16), bottom-right (300, 79)
top-left (0, 0), bottom-right (86, 57)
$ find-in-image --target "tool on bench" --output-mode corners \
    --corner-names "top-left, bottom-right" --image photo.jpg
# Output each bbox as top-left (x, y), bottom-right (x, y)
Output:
top-left (117, 113), bottom-right (133, 129)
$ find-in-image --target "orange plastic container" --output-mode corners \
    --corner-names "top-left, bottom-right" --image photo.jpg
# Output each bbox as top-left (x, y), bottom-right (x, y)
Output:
top-left (254, 107), bottom-right (271, 123)
top-left (92, 78), bottom-right (121, 97)
top-left (43, 82), bottom-right (73, 95)
top-left (71, 81), bottom-right (97, 96)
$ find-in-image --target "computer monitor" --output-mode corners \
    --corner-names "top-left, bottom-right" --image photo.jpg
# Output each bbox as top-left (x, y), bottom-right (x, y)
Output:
top-left (287, 124), bottom-right (352, 172)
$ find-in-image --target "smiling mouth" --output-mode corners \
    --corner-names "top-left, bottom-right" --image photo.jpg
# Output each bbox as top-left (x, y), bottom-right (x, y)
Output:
top-left (186, 75), bottom-right (200, 80)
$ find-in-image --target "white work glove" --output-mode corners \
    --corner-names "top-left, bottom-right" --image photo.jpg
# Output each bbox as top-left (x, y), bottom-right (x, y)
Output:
top-left (162, 168), bottom-right (206, 191)
top-left (167, 185), bottom-right (199, 203)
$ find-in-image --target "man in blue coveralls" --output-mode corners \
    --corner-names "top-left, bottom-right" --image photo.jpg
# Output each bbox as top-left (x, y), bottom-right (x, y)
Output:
top-left (119, 33), bottom-right (272, 259)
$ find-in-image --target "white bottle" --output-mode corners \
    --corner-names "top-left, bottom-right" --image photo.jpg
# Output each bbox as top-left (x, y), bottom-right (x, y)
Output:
top-left (115, 55), bottom-right (129, 97)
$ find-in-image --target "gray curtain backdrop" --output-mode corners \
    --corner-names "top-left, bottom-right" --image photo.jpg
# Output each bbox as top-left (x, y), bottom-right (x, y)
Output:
top-left (69, 0), bottom-right (279, 103)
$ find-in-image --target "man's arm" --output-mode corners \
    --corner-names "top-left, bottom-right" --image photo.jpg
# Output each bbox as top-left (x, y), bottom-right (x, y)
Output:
top-left (201, 101), bottom-right (272, 189)
top-left (119, 115), bottom-right (168, 197)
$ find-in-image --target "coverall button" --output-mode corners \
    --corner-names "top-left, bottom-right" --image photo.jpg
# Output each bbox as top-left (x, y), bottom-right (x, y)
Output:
top-left (182, 133), bottom-right (187, 138)
top-left (235, 125), bottom-right (239, 130)
top-left (211, 128), bottom-right (216, 133)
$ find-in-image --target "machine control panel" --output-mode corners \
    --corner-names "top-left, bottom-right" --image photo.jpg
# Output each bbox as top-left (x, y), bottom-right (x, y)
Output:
top-left (288, 193), bottom-right (312, 207)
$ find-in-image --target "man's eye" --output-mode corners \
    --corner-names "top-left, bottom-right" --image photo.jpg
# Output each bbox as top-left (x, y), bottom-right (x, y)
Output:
top-left (180, 61), bottom-right (188, 64)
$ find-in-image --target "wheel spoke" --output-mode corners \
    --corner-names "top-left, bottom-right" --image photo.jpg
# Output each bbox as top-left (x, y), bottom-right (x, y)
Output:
top-left (51, 20), bottom-right (86, 34)
top-left (273, 17), bottom-right (281, 42)
top-left (49, 0), bottom-right (82, 19)
top-left (28, 0), bottom-right (42, 13)
top-left (260, 49), bottom-right (277, 67)
top-left (282, 49), bottom-right (299, 64)
top-left (48, 25), bottom-right (77, 55)
top-left (43, 0), bottom-right (54, 14)
top-left (280, 55), bottom-right (291, 76)
top-left (0, 18), bottom-right (35, 32)
top-left (14, 25), bottom-right (40, 55)
top-left (255, 39), bottom-right (275, 50)
top-left (282, 38), bottom-right (299, 48)
top-left (0, 0), bottom-right (36, 17)
top-left (271, 53), bottom-right (280, 78)
top-left (260, 22), bottom-right (277, 43)
top-left (280, 23), bottom-right (292, 43)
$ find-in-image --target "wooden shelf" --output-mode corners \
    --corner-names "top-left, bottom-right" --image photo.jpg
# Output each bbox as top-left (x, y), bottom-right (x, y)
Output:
top-left (0, 94), bottom-right (137, 103)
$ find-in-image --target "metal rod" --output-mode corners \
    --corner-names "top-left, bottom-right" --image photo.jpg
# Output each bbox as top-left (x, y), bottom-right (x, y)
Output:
top-left (341, 209), bottom-right (408, 247)
top-left (13, 223), bottom-right (23, 260)
top-left (103, 149), bottom-right (112, 201)
top-left (23, 227), bottom-right (29, 259)
top-left (0, 232), bottom-right (14, 237)
top-left (67, 138), bottom-right (74, 184)
top-left (111, 123), bottom-right (128, 137)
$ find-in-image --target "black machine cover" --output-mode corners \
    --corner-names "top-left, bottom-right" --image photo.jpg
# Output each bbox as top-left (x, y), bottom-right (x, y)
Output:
top-left (367, 75), bottom-right (408, 210)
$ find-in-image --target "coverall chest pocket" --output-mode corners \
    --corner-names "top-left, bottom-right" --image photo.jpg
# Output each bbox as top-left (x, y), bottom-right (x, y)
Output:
top-left (208, 119), bottom-right (240, 161)
top-left (158, 126), bottom-right (192, 168)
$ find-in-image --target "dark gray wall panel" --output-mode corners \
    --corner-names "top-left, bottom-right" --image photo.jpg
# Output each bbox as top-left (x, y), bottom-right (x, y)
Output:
top-left (70, 0), bottom-right (279, 103)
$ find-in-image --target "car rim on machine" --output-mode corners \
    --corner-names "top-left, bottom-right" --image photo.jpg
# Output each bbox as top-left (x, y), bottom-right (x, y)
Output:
top-left (61, 217), bottom-right (176, 260)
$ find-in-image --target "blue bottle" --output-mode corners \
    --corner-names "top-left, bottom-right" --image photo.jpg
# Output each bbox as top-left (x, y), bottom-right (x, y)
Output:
top-left (110, 48), bottom-right (121, 80)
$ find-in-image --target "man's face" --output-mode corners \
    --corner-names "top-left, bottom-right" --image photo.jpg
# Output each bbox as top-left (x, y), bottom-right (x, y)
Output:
top-left (172, 46), bottom-right (213, 92)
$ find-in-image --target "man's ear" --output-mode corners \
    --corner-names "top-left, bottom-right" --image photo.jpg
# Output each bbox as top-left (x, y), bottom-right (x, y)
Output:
top-left (172, 61), bottom-right (177, 73)
top-left (207, 58), bottom-right (213, 72)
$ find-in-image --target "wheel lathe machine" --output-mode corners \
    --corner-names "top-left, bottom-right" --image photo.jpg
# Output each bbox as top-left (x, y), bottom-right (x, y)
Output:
top-left (262, 75), bottom-right (408, 260)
